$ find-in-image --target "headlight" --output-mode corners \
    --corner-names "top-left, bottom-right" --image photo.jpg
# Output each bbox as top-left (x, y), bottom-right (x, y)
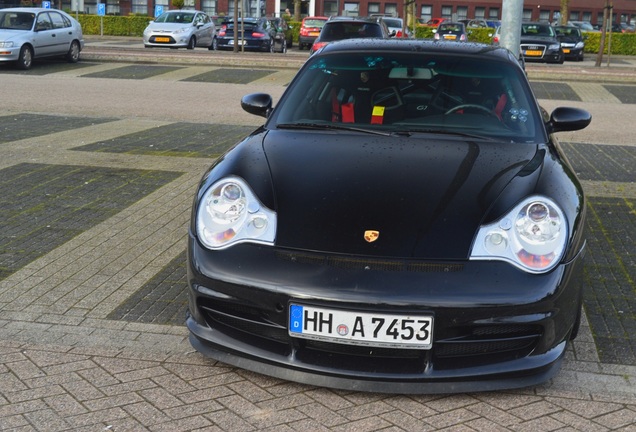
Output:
top-left (575, 42), bottom-right (584, 49)
top-left (174, 27), bottom-right (189, 34)
top-left (0, 41), bottom-right (14, 48)
top-left (196, 176), bottom-right (276, 250)
top-left (470, 196), bottom-right (568, 273)
top-left (549, 43), bottom-right (561, 50)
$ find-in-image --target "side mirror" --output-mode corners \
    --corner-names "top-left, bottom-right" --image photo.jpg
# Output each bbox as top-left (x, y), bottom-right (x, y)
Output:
top-left (241, 93), bottom-right (273, 118)
top-left (548, 107), bottom-right (591, 133)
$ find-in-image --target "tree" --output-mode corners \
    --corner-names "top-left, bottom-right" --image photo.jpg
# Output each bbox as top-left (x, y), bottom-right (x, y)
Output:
top-left (559, 0), bottom-right (569, 25)
top-left (294, 0), bottom-right (301, 22)
top-left (173, 0), bottom-right (185, 9)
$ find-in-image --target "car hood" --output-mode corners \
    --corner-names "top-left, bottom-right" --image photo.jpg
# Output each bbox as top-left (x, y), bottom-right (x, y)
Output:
top-left (557, 35), bottom-right (583, 43)
top-left (0, 29), bottom-right (27, 40)
top-left (262, 130), bottom-right (539, 259)
top-left (520, 35), bottom-right (558, 45)
top-left (146, 23), bottom-right (192, 32)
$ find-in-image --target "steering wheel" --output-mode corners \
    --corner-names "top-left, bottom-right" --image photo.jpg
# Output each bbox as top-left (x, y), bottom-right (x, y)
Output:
top-left (445, 104), bottom-right (498, 117)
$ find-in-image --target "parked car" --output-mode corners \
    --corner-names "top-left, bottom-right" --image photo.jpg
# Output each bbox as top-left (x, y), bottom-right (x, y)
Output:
top-left (434, 22), bottom-right (468, 41)
top-left (186, 38), bottom-right (591, 394)
top-left (493, 23), bottom-right (564, 64)
top-left (215, 17), bottom-right (286, 53)
top-left (569, 20), bottom-right (595, 32)
top-left (298, 16), bottom-right (328, 50)
top-left (143, 10), bottom-right (216, 50)
top-left (555, 25), bottom-right (585, 61)
top-left (271, 17), bottom-right (293, 49)
top-left (310, 17), bottom-right (392, 55)
top-left (379, 16), bottom-right (410, 38)
top-left (0, 7), bottom-right (84, 70)
top-left (422, 17), bottom-right (446, 27)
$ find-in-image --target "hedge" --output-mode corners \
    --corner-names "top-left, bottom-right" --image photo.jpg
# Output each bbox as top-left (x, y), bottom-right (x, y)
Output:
top-left (78, 15), bottom-right (636, 55)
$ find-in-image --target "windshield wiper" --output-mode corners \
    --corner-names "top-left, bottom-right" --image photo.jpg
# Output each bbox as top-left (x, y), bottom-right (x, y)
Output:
top-left (276, 122), bottom-right (393, 137)
top-left (396, 128), bottom-right (499, 141)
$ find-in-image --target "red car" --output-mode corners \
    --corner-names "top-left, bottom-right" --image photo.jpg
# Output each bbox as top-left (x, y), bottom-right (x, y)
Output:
top-left (421, 17), bottom-right (446, 28)
top-left (298, 16), bottom-right (328, 50)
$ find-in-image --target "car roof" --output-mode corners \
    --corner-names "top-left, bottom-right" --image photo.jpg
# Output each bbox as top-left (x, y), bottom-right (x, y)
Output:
top-left (0, 7), bottom-right (61, 12)
top-left (316, 38), bottom-right (517, 61)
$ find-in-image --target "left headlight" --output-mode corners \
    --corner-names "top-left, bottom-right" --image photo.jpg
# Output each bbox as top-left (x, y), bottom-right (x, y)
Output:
top-left (174, 27), bottom-right (189, 34)
top-left (0, 41), bottom-right (14, 48)
top-left (196, 176), bottom-right (276, 250)
top-left (470, 196), bottom-right (568, 274)
top-left (549, 43), bottom-right (561, 50)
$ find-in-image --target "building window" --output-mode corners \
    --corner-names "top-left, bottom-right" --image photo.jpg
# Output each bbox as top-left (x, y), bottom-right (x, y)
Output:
top-left (420, 5), bottom-right (432, 21)
top-left (368, 3), bottom-right (380, 14)
top-left (385, 3), bottom-right (397, 17)
top-left (201, 0), bottom-right (216, 15)
top-left (441, 5), bottom-right (452, 19)
top-left (488, 8), bottom-right (499, 20)
top-left (343, 2), bottom-right (359, 17)
top-left (324, 1), bottom-right (338, 16)
top-left (131, 0), bottom-right (147, 15)
top-left (582, 12), bottom-right (592, 22)
top-left (474, 7), bottom-right (485, 19)
top-left (456, 6), bottom-right (467, 20)
top-left (523, 9), bottom-right (532, 21)
top-left (570, 11), bottom-right (580, 21)
top-left (539, 10), bottom-right (551, 22)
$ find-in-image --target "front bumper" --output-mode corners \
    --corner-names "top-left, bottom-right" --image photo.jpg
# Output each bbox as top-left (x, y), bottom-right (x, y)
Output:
top-left (187, 235), bottom-right (585, 393)
top-left (0, 46), bottom-right (21, 62)
top-left (144, 34), bottom-right (189, 48)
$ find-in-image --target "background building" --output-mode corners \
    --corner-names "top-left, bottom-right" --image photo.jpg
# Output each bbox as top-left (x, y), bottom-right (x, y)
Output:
top-left (1, 0), bottom-right (633, 27)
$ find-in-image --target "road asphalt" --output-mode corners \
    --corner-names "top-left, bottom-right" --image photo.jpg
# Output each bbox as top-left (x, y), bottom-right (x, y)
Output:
top-left (0, 36), bottom-right (634, 431)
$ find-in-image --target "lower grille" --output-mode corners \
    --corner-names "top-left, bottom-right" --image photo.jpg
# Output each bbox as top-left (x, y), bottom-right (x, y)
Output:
top-left (199, 301), bottom-right (543, 373)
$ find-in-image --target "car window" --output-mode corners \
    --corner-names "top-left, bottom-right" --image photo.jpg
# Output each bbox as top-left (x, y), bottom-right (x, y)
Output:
top-left (48, 11), bottom-right (69, 29)
top-left (35, 12), bottom-right (53, 31)
top-left (0, 12), bottom-right (35, 30)
top-left (304, 19), bottom-right (326, 28)
top-left (321, 22), bottom-right (382, 41)
top-left (272, 52), bottom-right (542, 143)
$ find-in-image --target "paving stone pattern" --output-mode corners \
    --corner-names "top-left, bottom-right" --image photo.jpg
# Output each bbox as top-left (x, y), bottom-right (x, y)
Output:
top-left (81, 65), bottom-right (185, 80)
top-left (530, 82), bottom-right (582, 102)
top-left (74, 123), bottom-right (255, 158)
top-left (0, 114), bottom-right (116, 144)
top-left (181, 68), bottom-right (276, 84)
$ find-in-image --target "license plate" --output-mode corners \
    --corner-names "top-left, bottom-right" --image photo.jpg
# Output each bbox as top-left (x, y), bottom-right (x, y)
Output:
top-left (443, 35), bottom-right (456, 40)
top-left (227, 39), bottom-right (244, 45)
top-left (155, 37), bottom-right (170, 43)
top-left (309, 31), bottom-right (320, 36)
top-left (525, 50), bottom-right (542, 56)
top-left (289, 304), bottom-right (433, 349)
top-left (563, 49), bottom-right (571, 53)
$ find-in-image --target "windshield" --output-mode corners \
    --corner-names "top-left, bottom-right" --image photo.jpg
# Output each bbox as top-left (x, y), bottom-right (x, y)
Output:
top-left (155, 12), bottom-right (195, 24)
top-left (304, 19), bottom-right (326, 28)
top-left (0, 12), bottom-right (35, 30)
top-left (522, 23), bottom-right (555, 37)
top-left (270, 51), bottom-right (543, 143)
top-left (320, 22), bottom-right (383, 41)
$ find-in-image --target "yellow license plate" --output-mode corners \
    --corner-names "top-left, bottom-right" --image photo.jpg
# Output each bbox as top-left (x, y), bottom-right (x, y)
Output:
top-left (525, 50), bottom-right (542, 56)
top-left (155, 37), bottom-right (170, 43)
top-left (309, 31), bottom-right (320, 36)
top-left (563, 49), bottom-right (571, 53)
top-left (443, 35), bottom-right (456, 40)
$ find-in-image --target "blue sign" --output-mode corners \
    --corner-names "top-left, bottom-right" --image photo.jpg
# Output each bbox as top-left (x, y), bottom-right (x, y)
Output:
top-left (97, 3), bottom-right (106, 16)
top-left (154, 5), bottom-right (164, 18)
top-left (42, 1), bottom-right (50, 8)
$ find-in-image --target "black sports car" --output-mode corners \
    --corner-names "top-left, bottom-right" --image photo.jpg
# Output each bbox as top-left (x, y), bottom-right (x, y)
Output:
top-left (187, 39), bottom-right (591, 394)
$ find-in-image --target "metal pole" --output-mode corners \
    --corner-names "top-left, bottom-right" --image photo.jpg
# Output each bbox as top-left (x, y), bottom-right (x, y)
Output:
top-left (500, 0), bottom-right (523, 59)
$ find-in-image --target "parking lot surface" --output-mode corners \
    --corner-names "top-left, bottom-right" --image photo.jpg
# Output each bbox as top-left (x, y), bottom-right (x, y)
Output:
top-left (0, 41), bottom-right (635, 431)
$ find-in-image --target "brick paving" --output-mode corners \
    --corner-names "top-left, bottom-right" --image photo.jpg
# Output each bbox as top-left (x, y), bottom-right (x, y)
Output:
top-left (0, 48), bottom-right (635, 430)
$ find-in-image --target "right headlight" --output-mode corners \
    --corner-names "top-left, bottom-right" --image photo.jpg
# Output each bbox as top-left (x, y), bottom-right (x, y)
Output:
top-left (470, 196), bottom-right (568, 274)
top-left (196, 176), bottom-right (276, 250)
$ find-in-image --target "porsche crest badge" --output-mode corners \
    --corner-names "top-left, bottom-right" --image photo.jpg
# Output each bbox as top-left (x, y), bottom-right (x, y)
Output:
top-left (364, 230), bottom-right (379, 243)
